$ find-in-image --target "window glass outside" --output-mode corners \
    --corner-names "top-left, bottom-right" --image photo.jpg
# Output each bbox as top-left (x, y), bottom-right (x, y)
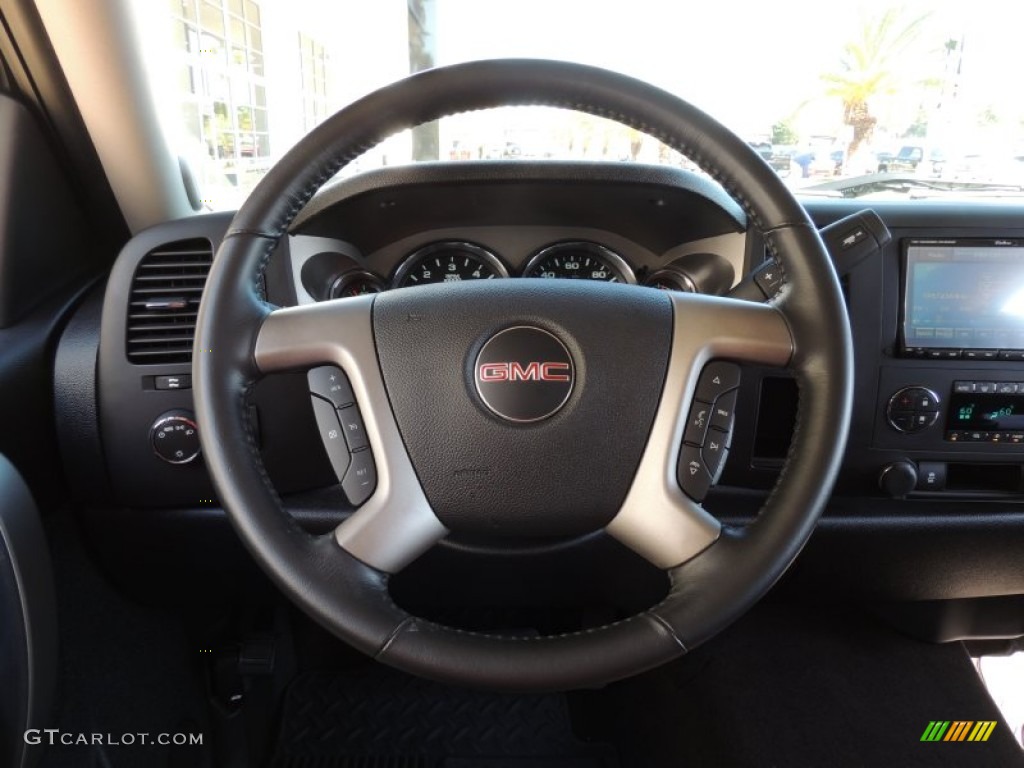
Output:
top-left (148, 0), bottom-right (1024, 208)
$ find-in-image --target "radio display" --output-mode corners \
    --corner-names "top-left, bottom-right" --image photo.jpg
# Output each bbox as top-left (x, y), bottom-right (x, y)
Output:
top-left (903, 239), bottom-right (1024, 351)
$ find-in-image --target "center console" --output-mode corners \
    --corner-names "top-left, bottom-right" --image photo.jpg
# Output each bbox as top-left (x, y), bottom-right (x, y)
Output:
top-left (871, 237), bottom-right (1024, 497)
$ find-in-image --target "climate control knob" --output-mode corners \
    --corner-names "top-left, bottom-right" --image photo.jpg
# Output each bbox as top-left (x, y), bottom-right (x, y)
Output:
top-left (150, 410), bottom-right (201, 465)
top-left (886, 386), bottom-right (940, 433)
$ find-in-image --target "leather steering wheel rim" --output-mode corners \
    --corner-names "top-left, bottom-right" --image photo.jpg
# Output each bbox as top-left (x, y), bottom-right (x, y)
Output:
top-left (193, 59), bottom-right (853, 692)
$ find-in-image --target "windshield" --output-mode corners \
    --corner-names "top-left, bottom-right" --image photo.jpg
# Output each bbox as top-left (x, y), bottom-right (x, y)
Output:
top-left (147, 0), bottom-right (1024, 207)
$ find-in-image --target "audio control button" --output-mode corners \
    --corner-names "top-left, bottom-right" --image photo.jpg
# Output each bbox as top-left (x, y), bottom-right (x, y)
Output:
top-left (677, 443), bottom-right (712, 502)
top-left (683, 402), bottom-right (712, 446)
top-left (694, 362), bottom-right (741, 403)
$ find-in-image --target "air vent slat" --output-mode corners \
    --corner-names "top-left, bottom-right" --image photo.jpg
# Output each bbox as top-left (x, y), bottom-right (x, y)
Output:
top-left (128, 334), bottom-right (197, 345)
top-left (133, 274), bottom-right (208, 282)
top-left (126, 238), bottom-right (213, 364)
top-left (131, 285), bottom-right (205, 295)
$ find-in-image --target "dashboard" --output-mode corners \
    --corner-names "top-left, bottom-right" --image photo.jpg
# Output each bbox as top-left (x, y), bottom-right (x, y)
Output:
top-left (54, 161), bottom-right (1024, 607)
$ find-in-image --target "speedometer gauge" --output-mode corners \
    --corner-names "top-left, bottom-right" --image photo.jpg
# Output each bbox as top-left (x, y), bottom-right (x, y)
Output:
top-left (522, 242), bottom-right (636, 283)
top-left (393, 241), bottom-right (508, 288)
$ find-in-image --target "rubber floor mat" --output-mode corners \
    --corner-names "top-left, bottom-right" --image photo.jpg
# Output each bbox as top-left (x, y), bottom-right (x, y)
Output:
top-left (270, 668), bottom-right (617, 767)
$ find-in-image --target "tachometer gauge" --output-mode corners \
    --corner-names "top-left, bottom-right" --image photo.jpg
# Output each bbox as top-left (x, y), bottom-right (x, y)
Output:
top-left (329, 270), bottom-right (386, 298)
top-left (523, 242), bottom-right (636, 283)
top-left (393, 242), bottom-right (508, 288)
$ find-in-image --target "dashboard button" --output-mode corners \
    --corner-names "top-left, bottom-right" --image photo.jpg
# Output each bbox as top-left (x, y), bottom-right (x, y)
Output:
top-left (338, 405), bottom-right (369, 452)
top-left (677, 443), bottom-right (712, 502)
top-left (342, 449), bottom-right (377, 506)
top-left (913, 411), bottom-right (939, 430)
top-left (997, 382), bottom-right (1018, 394)
top-left (308, 366), bottom-right (355, 409)
top-left (702, 429), bottom-right (729, 481)
top-left (967, 431), bottom-right (990, 442)
top-left (946, 431), bottom-right (963, 442)
top-left (916, 462), bottom-right (947, 491)
top-left (975, 382), bottom-right (998, 394)
top-left (694, 362), bottom-right (741, 403)
top-left (998, 350), bottom-right (1024, 361)
top-left (709, 390), bottom-right (738, 433)
top-left (1009, 433), bottom-right (1024, 444)
top-left (683, 402), bottom-right (712, 446)
top-left (310, 395), bottom-right (351, 480)
top-left (913, 391), bottom-right (939, 410)
top-left (891, 413), bottom-right (915, 432)
top-left (155, 374), bottom-right (191, 390)
top-left (964, 350), bottom-right (999, 360)
top-left (890, 390), bottom-right (915, 411)
top-left (952, 381), bottom-right (975, 394)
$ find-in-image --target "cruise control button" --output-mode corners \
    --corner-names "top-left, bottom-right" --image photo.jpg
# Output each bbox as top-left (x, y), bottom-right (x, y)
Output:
top-left (702, 429), bottom-right (729, 481)
top-left (677, 443), bottom-right (712, 503)
top-left (338, 405), bottom-right (369, 452)
top-left (310, 395), bottom-right (351, 481)
top-left (683, 402), bottom-right (712, 446)
top-left (308, 366), bottom-right (355, 408)
top-left (709, 390), bottom-right (737, 433)
top-left (694, 362), bottom-right (741, 403)
top-left (342, 449), bottom-right (377, 506)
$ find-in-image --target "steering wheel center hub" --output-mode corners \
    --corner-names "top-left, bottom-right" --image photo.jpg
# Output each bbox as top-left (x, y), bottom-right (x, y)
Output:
top-left (474, 326), bottom-right (575, 423)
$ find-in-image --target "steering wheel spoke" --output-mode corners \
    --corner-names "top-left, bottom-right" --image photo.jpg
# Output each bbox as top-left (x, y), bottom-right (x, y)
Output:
top-left (254, 297), bottom-right (448, 573)
top-left (606, 293), bottom-right (793, 569)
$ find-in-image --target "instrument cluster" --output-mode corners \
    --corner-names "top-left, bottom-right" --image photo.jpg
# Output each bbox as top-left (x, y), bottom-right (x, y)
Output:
top-left (319, 239), bottom-right (733, 299)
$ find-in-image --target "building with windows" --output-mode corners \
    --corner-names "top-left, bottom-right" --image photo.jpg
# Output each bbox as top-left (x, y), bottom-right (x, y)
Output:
top-left (161, 0), bottom-right (416, 207)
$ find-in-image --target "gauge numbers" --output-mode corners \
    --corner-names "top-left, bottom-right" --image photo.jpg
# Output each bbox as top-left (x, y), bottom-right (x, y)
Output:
top-left (523, 242), bottom-right (636, 283)
top-left (393, 242), bottom-right (509, 288)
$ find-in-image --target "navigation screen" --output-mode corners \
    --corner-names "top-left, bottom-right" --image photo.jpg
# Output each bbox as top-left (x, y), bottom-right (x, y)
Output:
top-left (904, 239), bottom-right (1024, 351)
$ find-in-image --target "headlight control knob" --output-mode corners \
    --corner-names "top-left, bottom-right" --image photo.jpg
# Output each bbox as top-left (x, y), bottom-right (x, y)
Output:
top-left (150, 410), bottom-right (201, 465)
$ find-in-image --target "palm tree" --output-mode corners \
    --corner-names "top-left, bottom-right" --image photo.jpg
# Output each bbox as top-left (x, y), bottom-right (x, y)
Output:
top-left (822, 8), bottom-right (932, 156)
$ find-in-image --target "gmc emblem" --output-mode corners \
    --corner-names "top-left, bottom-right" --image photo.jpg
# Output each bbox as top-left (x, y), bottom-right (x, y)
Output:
top-left (478, 361), bottom-right (572, 383)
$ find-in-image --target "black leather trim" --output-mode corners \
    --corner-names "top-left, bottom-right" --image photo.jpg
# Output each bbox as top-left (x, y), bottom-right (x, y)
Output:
top-left (53, 279), bottom-right (109, 502)
top-left (0, 454), bottom-right (56, 768)
top-left (193, 59), bottom-right (852, 690)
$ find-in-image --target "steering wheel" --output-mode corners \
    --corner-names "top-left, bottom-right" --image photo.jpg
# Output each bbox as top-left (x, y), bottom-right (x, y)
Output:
top-left (193, 59), bottom-right (852, 691)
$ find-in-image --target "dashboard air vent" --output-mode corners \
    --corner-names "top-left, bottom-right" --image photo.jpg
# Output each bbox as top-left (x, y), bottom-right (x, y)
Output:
top-left (126, 238), bottom-right (213, 364)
